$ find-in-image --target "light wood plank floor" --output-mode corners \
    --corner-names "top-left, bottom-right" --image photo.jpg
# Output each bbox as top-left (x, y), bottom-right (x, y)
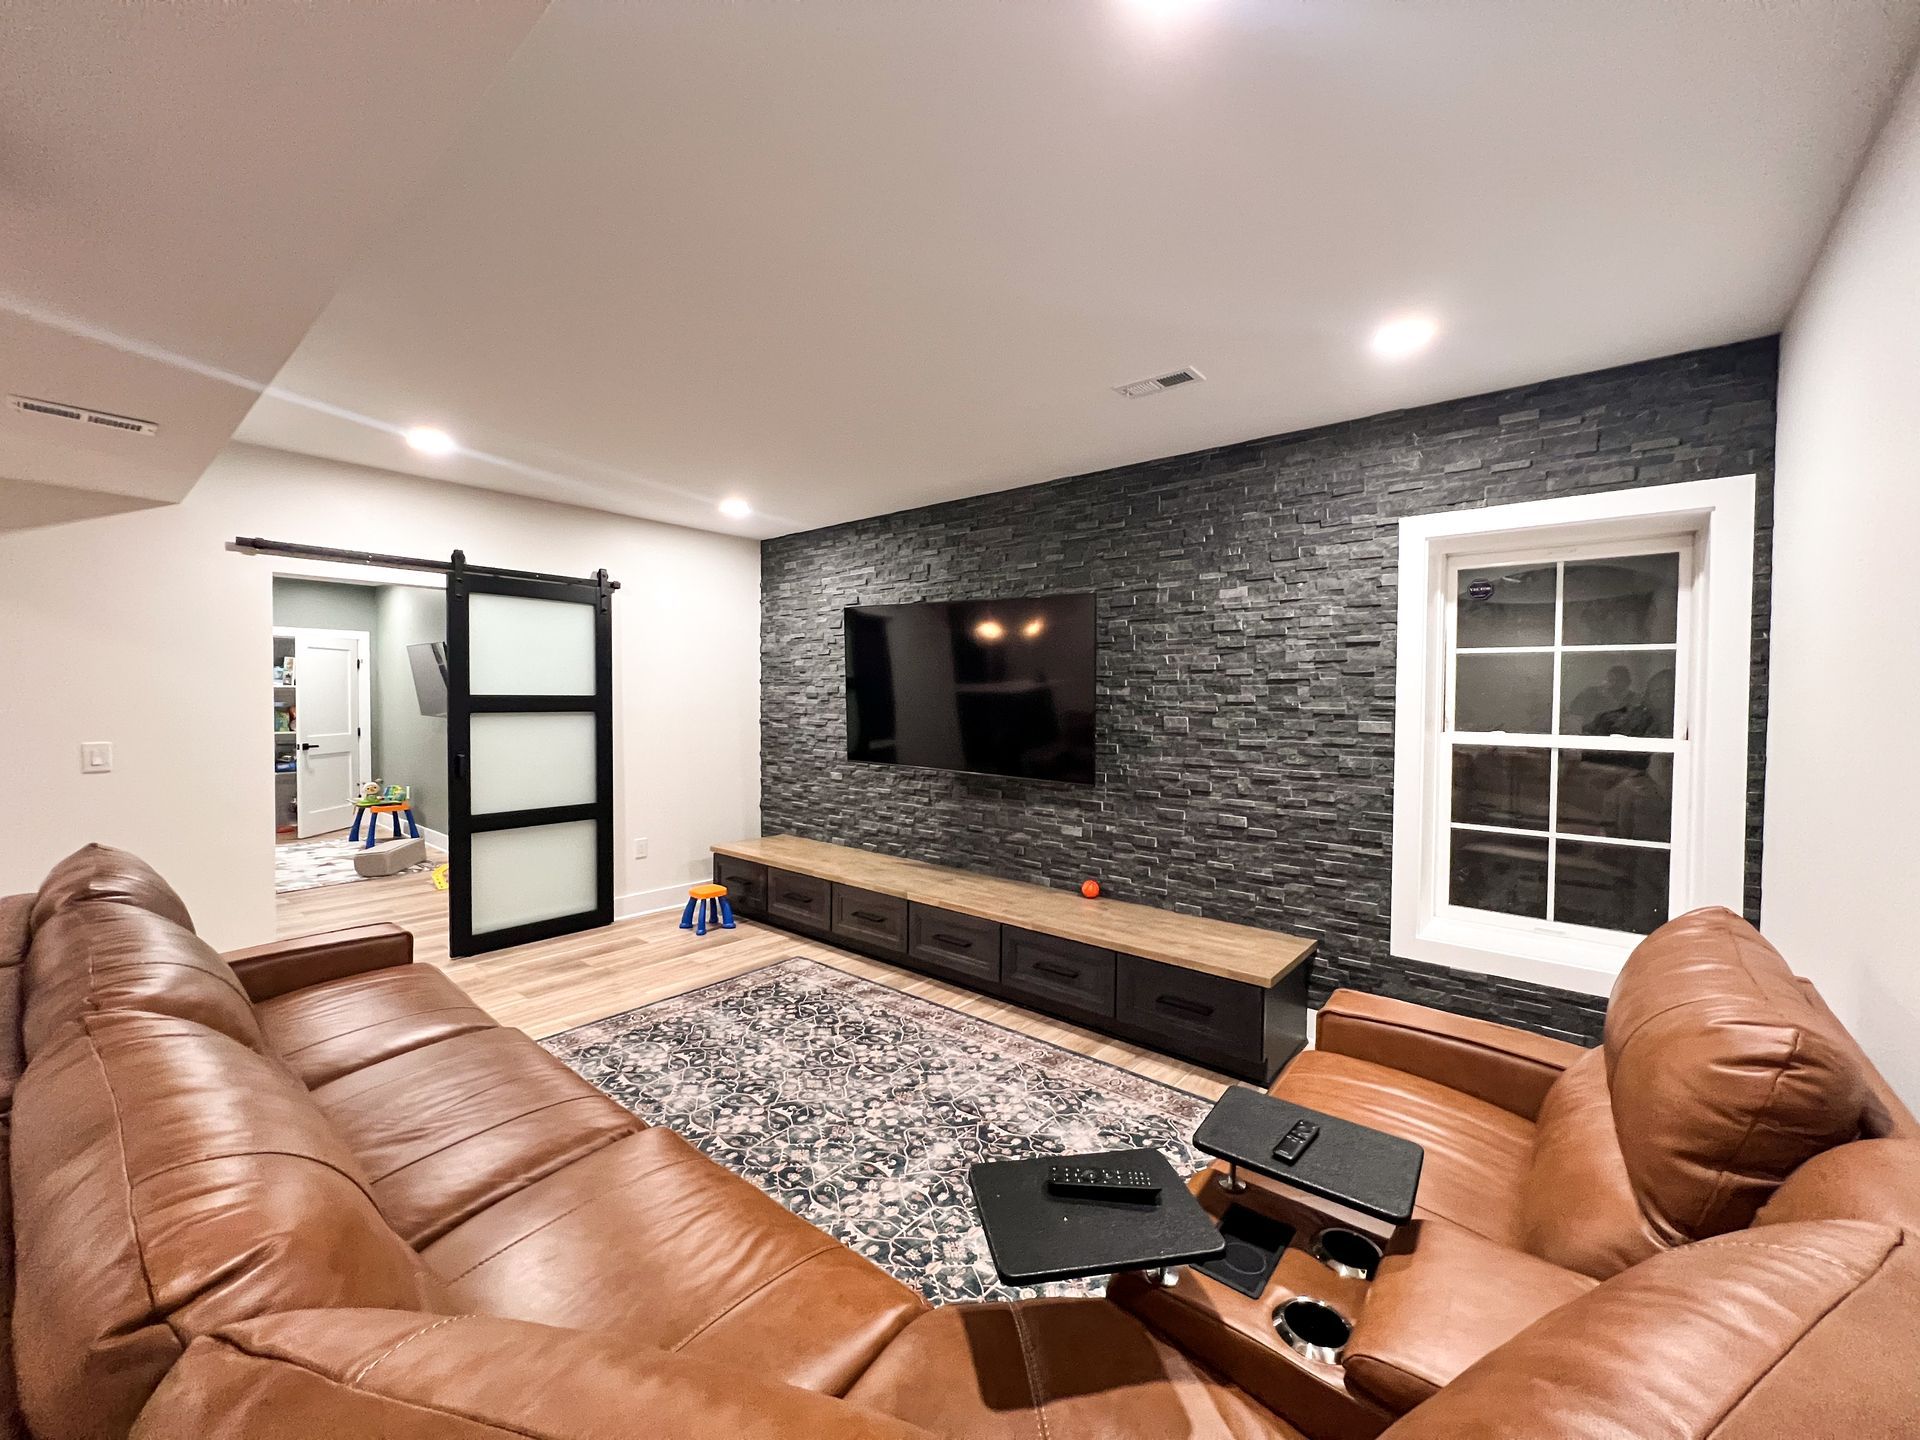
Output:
top-left (274, 867), bottom-right (1239, 1100)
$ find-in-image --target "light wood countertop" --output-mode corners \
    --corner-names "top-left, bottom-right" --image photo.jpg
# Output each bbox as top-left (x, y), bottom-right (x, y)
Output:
top-left (712, 834), bottom-right (1315, 987)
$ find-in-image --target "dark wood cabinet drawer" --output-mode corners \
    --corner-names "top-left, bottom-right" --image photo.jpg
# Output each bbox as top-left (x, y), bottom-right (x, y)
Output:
top-left (767, 868), bottom-right (831, 931)
top-left (1115, 953), bottom-right (1264, 1071)
top-left (831, 885), bottom-right (907, 957)
top-left (908, 905), bottom-right (1001, 987)
top-left (1001, 928), bottom-right (1115, 1022)
top-left (713, 856), bottom-right (768, 917)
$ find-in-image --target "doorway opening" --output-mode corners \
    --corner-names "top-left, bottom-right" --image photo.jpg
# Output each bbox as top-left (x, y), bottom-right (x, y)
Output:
top-left (271, 575), bottom-right (450, 896)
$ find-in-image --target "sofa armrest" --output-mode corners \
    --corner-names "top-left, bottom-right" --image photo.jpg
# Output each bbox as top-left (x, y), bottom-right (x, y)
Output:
top-left (133, 1310), bottom-right (937, 1440)
top-left (1345, 1219), bottom-right (1596, 1414)
top-left (1307, 989), bottom-right (1588, 1121)
top-left (222, 923), bottom-right (413, 1003)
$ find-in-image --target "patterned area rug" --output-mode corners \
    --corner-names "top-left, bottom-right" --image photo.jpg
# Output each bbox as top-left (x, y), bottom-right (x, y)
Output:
top-left (543, 958), bottom-right (1214, 1303)
top-left (273, 837), bottom-right (438, 893)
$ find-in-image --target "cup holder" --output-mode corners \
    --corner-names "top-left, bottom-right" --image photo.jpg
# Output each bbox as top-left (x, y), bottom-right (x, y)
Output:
top-left (1274, 1297), bottom-right (1353, 1364)
top-left (1310, 1226), bottom-right (1384, 1280)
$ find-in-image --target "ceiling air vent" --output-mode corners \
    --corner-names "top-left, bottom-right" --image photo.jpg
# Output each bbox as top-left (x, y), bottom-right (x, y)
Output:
top-left (1112, 367), bottom-right (1205, 399)
top-left (9, 394), bottom-right (158, 436)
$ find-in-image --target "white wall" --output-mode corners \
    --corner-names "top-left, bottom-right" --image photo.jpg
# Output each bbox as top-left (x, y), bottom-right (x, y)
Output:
top-left (0, 443), bottom-right (760, 948)
top-left (1767, 55), bottom-right (1920, 1105)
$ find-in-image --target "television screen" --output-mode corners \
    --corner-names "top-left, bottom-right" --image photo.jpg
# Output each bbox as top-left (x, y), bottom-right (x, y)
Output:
top-left (845, 595), bottom-right (1096, 784)
top-left (407, 641), bottom-right (450, 718)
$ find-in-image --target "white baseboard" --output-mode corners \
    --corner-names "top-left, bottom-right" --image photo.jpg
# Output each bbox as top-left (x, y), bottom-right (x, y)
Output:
top-left (418, 824), bottom-right (450, 853)
top-left (616, 881), bottom-right (702, 920)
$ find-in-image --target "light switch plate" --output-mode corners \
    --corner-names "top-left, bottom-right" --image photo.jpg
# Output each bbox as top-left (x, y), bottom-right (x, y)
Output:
top-left (632, 837), bottom-right (649, 860)
top-left (80, 741), bottom-right (113, 773)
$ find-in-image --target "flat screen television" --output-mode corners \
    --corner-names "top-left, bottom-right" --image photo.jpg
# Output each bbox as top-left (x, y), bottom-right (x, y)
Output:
top-left (844, 594), bottom-right (1096, 785)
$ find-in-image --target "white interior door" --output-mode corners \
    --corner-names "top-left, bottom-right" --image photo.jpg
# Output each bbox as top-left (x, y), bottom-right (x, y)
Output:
top-left (295, 632), bottom-right (364, 836)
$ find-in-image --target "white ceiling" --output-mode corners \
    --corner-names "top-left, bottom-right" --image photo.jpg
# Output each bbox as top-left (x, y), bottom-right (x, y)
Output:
top-left (38, 3), bottom-right (1920, 539)
top-left (0, 1), bottom-right (545, 527)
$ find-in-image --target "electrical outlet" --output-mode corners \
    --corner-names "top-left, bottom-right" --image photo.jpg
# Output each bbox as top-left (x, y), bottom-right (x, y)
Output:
top-left (632, 837), bottom-right (648, 860)
top-left (80, 741), bottom-right (113, 774)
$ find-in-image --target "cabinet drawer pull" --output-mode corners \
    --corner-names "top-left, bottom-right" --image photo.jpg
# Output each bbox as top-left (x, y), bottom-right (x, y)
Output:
top-left (931, 933), bottom-right (974, 950)
top-left (1156, 994), bottom-right (1214, 1020)
top-left (782, 890), bottom-right (817, 904)
top-left (1033, 960), bottom-right (1081, 980)
top-left (851, 909), bottom-right (889, 925)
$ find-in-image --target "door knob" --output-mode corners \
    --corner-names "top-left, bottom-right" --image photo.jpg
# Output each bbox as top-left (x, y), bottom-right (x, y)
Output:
top-left (298, 742), bottom-right (319, 751)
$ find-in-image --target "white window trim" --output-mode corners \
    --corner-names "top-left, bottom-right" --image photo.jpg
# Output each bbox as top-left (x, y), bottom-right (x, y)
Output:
top-left (1391, 475), bottom-right (1757, 995)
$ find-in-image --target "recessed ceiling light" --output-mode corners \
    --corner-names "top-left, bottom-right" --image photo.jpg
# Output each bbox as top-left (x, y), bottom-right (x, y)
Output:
top-left (974, 619), bottom-right (1006, 642)
top-left (1370, 315), bottom-right (1439, 360)
top-left (718, 496), bottom-right (752, 519)
top-left (404, 425), bottom-right (457, 456)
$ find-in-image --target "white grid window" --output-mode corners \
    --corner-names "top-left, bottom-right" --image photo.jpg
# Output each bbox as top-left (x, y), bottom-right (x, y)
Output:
top-left (1390, 477), bottom-right (1756, 995)
top-left (1442, 539), bottom-right (1691, 938)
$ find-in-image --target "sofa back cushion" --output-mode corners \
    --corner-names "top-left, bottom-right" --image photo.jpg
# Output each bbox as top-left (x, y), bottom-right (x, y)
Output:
top-left (1378, 1219), bottom-right (1918, 1440)
top-left (1601, 908), bottom-right (1869, 1239)
top-left (22, 903), bottom-right (268, 1062)
top-left (9, 1011), bottom-right (447, 1440)
top-left (30, 843), bottom-right (194, 934)
top-left (0, 895), bottom-right (29, 1111)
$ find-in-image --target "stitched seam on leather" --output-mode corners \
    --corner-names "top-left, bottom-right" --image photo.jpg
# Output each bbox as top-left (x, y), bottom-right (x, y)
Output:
top-left (366, 1095), bottom-right (616, 1184)
top-left (275, 1005), bottom-right (488, 1056)
top-left (349, 1315), bottom-right (468, 1385)
top-left (1336, 1013), bottom-right (1570, 1070)
top-left (81, 1027), bottom-right (178, 1348)
top-left (88, 954), bottom-right (253, 1005)
top-left (317, 1036), bottom-right (526, 1104)
top-left (667, 1242), bottom-right (840, 1351)
top-left (435, 1147), bottom-right (707, 1284)
top-left (131, 1148), bottom-right (382, 1205)
top-left (1005, 1302), bottom-right (1052, 1440)
top-left (1691, 1028), bottom-right (1800, 1233)
top-left (1687, 1235), bottom-right (1886, 1280)
top-left (401, 1127), bottom-right (633, 1249)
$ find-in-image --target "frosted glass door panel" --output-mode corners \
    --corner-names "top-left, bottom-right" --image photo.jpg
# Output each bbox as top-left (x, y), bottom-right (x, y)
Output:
top-left (470, 712), bottom-right (597, 814)
top-left (471, 820), bottom-right (598, 934)
top-left (469, 592), bottom-right (596, 695)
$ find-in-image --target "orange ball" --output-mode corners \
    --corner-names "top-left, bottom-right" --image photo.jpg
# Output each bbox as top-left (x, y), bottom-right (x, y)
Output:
top-left (1080, 878), bottom-right (1101, 899)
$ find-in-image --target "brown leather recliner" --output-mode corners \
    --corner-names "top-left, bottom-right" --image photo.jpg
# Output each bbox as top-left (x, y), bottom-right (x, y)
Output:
top-left (5, 845), bottom-right (1918, 1440)
top-left (1245, 905), bottom-right (1920, 1416)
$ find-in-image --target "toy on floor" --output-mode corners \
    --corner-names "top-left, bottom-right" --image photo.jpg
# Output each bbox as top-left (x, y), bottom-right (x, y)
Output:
top-left (431, 863), bottom-right (450, 891)
top-left (680, 883), bottom-right (735, 937)
top-left (353, 836), bottom-right (427, 878)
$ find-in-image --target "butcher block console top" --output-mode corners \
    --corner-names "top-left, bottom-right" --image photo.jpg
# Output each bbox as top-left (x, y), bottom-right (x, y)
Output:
top-left (710, 835), bottom-right (1314, 987)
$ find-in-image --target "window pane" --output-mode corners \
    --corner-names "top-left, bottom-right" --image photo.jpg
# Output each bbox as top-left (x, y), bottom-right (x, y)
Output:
top-left (470, 819), bottom-right (599, 935)
top-left (1557, 751), bottom-right (1673, 842)
top-left (1456, 652), bottom-right (1554, 733)
top-left (469, 592), bottom-right (596, 696)
top-left (1457, 565), bottom-right (1556, 647)
top-left (1560, 651), bottom-right (1676, 738)
top-left (1554, 840), bottom-right (1669, 934)
top-left (1450, 830), bottom-right (1549, 919)
top-left (1563, 554), bottom-right (1679, 645)
top-left (1453, 746), bottom-right (1550, 829)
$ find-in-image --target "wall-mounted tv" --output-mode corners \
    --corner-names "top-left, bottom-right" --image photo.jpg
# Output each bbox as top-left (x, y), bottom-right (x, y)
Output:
top-left (844, 594), bottom-right (1096, 785)
top-left (407, 641), bottom-right (450, 718)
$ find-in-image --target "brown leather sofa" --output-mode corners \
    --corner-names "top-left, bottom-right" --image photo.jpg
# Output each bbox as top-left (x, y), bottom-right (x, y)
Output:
top-left (3, 845), bottom-right (1916, 1439)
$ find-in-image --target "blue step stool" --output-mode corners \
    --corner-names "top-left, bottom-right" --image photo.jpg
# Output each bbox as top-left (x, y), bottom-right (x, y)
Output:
top-left (680, 884), bottom-right (735, 936)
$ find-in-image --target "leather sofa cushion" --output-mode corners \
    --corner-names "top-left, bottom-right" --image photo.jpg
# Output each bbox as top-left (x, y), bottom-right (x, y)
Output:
top-left (1517, 1047), bottom-right (1673, 1277)
top-left (1343, 1218), bottom-right (1596, 1414)
top-left (313, 1026), bottom-right (642, 1246)
top-left (1377, 1220), bottom-right (1915, 1440)
top-left (848, 1298), bottom-right (1304, 1440)
top-left (255, 963), bottom-right (495, 1088)
top-left (423, 1128), bottom-right (926, 1396)
top-left (9, 1012), bottom-right (447, 1440)
top-left (23, 903), bottom-right (268, 1062)
top-left (1601, 907), bottom-right (1870, 1241)
top-left (1269, 1048), bottom-right (1534, 1248)
top-left (1756, 1137), bottom-right (1920, 1235)
top-left (0, 895), bottom-right (28, 1112)
top-left (132, 1310), bottom-right (939, 1440)
top-left (30, 843), bottom-right (194, 934)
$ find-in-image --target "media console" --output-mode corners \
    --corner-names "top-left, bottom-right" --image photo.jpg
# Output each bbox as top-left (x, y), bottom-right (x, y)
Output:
top-left (711, 835), bottom-right (1315, 1084)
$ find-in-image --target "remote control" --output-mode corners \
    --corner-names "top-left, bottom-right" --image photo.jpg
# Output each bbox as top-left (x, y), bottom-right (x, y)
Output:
top-left (1046, 1164), bottom-right (1162, 1201)
top-left (1273, 1120), bottom-right (1319, 1165)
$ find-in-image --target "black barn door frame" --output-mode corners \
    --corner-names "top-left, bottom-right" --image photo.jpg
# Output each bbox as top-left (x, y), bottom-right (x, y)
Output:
top-left (446, 551), bottom-right (616, 957)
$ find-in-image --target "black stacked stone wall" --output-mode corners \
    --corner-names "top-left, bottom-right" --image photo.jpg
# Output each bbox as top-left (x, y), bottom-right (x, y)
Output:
top-left (760, 339), bottom-right (1777, 1045)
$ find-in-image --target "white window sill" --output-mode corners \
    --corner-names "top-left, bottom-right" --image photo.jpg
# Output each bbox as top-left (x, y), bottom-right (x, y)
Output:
top-left (1397, 911), bottom-right (1633, 997)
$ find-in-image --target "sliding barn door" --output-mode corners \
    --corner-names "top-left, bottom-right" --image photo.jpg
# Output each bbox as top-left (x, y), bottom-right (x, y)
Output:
top-left (447, 559), bottom-right (614, 956)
